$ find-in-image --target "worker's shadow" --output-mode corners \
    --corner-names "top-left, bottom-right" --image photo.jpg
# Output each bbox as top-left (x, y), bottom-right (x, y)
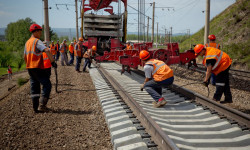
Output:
top-left (50, 108), bottom-right (92, 115)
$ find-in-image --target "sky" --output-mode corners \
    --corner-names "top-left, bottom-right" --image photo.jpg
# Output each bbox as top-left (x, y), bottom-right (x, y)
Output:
top-left (0, 0), bottom-right (236, 34)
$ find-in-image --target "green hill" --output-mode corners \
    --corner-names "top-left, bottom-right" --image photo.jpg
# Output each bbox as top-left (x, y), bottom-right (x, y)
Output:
top-left (180, 0), bottom-right (250, 68)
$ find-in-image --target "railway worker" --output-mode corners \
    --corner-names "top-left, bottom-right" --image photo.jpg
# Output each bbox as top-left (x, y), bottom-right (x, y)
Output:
top-left (7, 65), bottom-right (12, 81)
top-left (55, 40), bottom-right (60, 61)
top-left (68, 42), bottom-right (75, 65)
top-left (24, 24), bottom-right (57, 113)
top-left (139, 50), bottom-right (174, 108)
top-left (83, 45), bottom-right (97, 72)
top-left (126, 42), bottom-right (132, 50)
top-left (75, 37), bottom-right (84, 72)
top-left (205, 34), bottom-right (221, 86)
top-left (194, 44), bottom-right (232, 103)
top-left (59, 39), bottom-right (69, 66)
top-left (49, 41), bottom-right (56, 59)
top-left (43, 41), bottom-right (52, 78)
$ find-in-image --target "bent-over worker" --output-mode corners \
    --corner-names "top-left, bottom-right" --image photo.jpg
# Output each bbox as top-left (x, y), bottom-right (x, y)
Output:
top-left (194, 44), bottom-right (232, 103)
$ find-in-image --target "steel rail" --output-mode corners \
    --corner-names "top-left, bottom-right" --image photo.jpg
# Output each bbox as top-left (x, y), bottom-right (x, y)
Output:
top-left (97, 65), bottom-right (179, 150)
top-left (171, 84), bottom-right (250, 129)
top-left (132, 69), bottom-right (250, 129)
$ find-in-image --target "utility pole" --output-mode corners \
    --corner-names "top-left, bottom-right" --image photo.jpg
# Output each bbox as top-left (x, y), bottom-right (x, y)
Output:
top-left (75, 0), bottom-right (79, 40)
top-left (156, 22), bottom-right (158, 48)
top-left (146, 16), bottom-right (149, 42)
top-left (165, 29), bottom-right (166, 44)
top-left (204, 0), bottom-right (210, 44)
top-left (43, 0), bottom-right (50, 45)
top-left (187, 29), bottom-right (191, 48)
top-left (151, 2), bottom-right (155, 43)
top-left (170, 27), bottom-right (172, 43)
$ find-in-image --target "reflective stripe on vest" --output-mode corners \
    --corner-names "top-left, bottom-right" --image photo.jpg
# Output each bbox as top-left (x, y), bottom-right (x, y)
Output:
top-left (206, 43), bottom-right (220, 49)
top-left (60, 44), bottom-right (66, 53)
top-left (50, 45), bottom-right (56, 55)
top-left (43, 52), bottom-right (52, 68)
top-left (145, 59), bottom-right (173, 82)
top-left (75, 43), bottom-right (82, 57)
top-left (24, 37), bottom-right (44, 69)
top-left (203, 47), bottom-right (232, 75)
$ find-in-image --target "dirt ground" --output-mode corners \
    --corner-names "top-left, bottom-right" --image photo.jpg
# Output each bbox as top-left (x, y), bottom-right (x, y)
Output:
top-left (0, 63), bottom-right (112, 149)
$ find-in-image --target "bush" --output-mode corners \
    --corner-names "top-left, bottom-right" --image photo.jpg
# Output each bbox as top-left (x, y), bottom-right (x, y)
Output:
top-left (17, 77), bottom-right (29, 87)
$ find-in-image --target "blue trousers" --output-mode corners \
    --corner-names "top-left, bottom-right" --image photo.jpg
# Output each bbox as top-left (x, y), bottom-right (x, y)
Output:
top-left (56, 51), bottom-right (60, 61)
top-left (144, 77), bottom-right (174, 101)
top-left (75, 57), bottom-right (82, 71)
top-left (68, 53), bottom-right (74, 65)
top-left (83, 58), bottom-right (91, 71)
top-left (28, 68), bottom-right (52, 99)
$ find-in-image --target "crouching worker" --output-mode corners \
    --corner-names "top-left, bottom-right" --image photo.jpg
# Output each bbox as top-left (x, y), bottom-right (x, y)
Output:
top-left (24, 24), bottom-right (57, 113)
top-left (140, 50), bottom-right (174, 108)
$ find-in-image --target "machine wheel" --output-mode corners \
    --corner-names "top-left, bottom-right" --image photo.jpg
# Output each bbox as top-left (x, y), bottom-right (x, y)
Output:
top-left (153, 49), bottom-right (170, 64)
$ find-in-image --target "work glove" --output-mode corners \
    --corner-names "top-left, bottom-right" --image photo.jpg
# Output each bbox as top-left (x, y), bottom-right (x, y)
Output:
top-left (140, 84), bottom-right (144, 91)
top-left (202, 81), bottom-right (209, 87)
top-left (51, 62), bottom-right (57, 68)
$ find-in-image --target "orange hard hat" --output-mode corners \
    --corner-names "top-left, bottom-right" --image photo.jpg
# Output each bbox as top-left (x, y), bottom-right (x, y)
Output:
top-left (208, 34), bottom-right (216, 40)
top-left (139, 50), bottom-right (150, 60)
top-left (194, 44), bottom-right (205, 54)
top-left (29, 24), bottom-right (42, 32)
top-left (79, 37), bottom-right (84, 41)
top-left (92, 45), bottom-right (97, 51)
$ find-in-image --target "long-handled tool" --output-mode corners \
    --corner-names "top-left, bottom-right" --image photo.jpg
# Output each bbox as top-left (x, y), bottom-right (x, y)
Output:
top-left (54, 67), bottom-right (59, 93)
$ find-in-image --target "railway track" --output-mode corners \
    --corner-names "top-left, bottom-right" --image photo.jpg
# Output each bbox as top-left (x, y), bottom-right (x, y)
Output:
top-left (189, 64), bottom-right (250, 79)
top-left (89, 62), bottom-right (250, 150)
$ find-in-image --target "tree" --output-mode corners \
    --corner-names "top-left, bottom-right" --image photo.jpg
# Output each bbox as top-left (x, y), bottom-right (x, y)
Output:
top-left (40, 25), bottom-right (58, 42)
top-left (5, 17), bottom-right (34, 51)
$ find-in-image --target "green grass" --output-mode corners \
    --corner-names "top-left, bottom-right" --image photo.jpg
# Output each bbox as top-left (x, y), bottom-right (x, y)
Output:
top-left (0, 63), bottom-right (26, 76)
top-left (17, 77), bottom-right (29, 87)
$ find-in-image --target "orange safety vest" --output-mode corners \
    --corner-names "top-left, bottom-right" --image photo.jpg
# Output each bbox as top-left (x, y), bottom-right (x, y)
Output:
top-left (43, 52), bottom-right (52, 68)
top-left (74, 43), bottom-right (83, 57)
top-left (126, 45), bottom-right (132, 50)
top-left (202, 47), bottom-right (232, 75)
top-left (50, 44), bottom-right (56, 55)
top-left (60, 43), bottom-right (67, 53)
top-left (145, 59), bottom-right (173, 82)
top-left (24, 37), bottom-right (44, 69)
top-left (205, 43), bottom-right (220, 49)
top-left (69, 44), bottom-right (74, 54)
top-left (55, 43), bottom-right (60, 51)
top-left (83, 49), bottom-right (95, 58)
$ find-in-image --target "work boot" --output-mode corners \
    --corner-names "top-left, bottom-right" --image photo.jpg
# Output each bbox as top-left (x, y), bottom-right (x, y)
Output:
top-left (153, 98), bottom-right (167, 108)
top-left (32, 97), bottom-right (39, 113)
top-left (39, 97), bottom-right (50, 112)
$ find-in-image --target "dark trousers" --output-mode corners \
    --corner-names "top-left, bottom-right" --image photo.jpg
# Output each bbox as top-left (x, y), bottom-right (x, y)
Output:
top-left (68, 53), bottom-right (74, 65)
top-left (75, 56), bottom-right (82, 71)
top-left (144, 77), bottom-right (174, 101)
top-left (56, 51), bottom-right (60, 61)
top-left (28, 68), bottom-right (52, 99)
top-left (83, 58), bottom-right (91, 71)
top-left (214, 66), bottom-right (232, 101)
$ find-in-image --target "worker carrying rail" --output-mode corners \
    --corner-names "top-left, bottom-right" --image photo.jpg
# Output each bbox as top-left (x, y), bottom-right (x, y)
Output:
top-left (139, 50), bottom-right (174, 108)
top-left (194, 44), bottom-right (232, 103)
top-left (24, 24), bottom-right (57, 113)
